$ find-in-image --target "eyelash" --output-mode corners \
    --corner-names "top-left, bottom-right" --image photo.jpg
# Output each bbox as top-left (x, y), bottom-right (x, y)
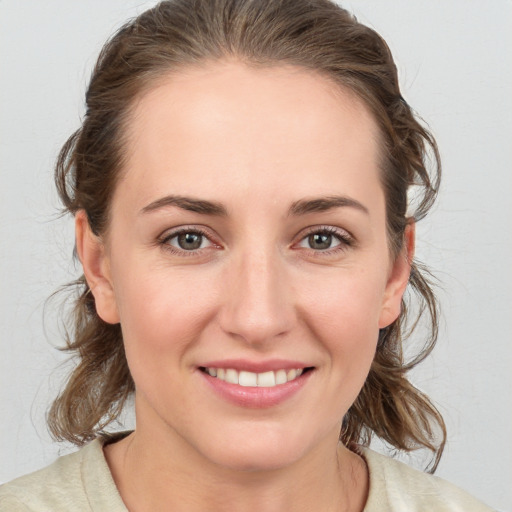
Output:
top-left (158, 226), bottom-right (218, 257)
top-left (157, 225), bottom-right (354, 257)
top-left (293, 225), bottom-right (354, 256)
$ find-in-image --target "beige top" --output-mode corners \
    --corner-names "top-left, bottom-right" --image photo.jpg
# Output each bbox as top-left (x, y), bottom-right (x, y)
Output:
top-left (0, 438), bottom-right (494, 511)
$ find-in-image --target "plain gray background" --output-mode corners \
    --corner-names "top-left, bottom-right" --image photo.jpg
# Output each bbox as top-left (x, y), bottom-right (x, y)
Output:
top-left (1, 1), bottom-right (511, 510)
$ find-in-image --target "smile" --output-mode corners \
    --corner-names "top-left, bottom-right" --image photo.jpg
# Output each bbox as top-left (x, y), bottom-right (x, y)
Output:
top-left (198, 363), bottom-right (314, 408)
top-left (200, 367), bottom-right (307, 387)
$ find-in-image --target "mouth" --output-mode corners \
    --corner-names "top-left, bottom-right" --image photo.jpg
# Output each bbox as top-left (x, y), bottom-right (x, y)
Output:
top-left (199, 366), bottom-right (314, 388)
top-left (198, 362), bottom-right (315, 408)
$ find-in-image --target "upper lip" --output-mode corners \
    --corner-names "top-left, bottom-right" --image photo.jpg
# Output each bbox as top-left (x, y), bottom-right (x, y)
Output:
top-left (199, 359), bottom-right (311, 373)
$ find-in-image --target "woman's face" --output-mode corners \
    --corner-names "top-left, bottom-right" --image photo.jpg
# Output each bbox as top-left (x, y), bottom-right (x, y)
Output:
top-left (80, 61), bottom-right (411, 471)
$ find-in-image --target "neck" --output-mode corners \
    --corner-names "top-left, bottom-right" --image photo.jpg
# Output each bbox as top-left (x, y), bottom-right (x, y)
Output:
top-left (104, 415), bottom-right (368, 512)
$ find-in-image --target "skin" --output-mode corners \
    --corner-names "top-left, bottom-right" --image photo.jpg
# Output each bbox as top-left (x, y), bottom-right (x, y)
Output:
top-left (76, 60), bottom-right (414, 512)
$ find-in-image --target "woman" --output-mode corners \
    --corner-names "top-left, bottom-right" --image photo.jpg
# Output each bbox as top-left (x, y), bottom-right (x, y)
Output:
top-left (0, 0), bottom-right (496, 510)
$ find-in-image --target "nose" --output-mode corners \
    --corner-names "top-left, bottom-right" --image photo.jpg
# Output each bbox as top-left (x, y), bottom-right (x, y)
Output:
top-left (218, 246), bottom-right (295, 346)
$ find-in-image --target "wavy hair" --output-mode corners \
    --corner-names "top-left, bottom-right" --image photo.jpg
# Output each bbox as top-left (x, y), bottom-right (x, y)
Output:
top-left (49, 0), bottom-right (445, 471)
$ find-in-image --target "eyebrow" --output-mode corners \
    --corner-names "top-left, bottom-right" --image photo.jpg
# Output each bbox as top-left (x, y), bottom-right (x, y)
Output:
top-left (140, 194), bottom-right (368, 217)
top-left (140, 195), bottom-right (228, 216)
top-left (288, 196), bottom-right (369, 216)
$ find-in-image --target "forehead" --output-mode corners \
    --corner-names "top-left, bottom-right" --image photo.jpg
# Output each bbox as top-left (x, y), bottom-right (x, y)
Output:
top-left (118, 60), bottom-right (382, 211)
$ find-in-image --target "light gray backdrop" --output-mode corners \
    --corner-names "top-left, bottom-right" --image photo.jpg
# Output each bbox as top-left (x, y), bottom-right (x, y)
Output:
top-left (1, 1), bottom-right (510, 510)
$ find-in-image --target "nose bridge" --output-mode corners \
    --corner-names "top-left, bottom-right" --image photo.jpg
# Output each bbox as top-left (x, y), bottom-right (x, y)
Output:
top-left (219, 240), bottom-right (294, 344)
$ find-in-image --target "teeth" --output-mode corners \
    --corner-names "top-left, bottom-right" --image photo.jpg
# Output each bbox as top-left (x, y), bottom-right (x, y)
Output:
top-left (225, 369), bottom-right (238, 384)
top-left (275, 369), bottom-right (287, 385)
top-left (287, 369), bottom-right (297, 381)
top-left (239, 371), bottom-right (257, 387)
top-left (203, 367), bottom-right (306, 387)
top-left (257, 371), bottom-right (275, 387)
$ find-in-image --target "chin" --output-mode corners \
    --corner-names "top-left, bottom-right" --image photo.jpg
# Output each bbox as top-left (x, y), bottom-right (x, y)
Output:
top-left (191, 421), bottom-right (326, 473)
top-left (208, 443), bottom-right (302, 473)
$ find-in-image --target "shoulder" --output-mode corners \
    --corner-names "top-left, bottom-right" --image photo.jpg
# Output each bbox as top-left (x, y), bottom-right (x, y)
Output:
top-left (360, 448), bottom-right (495, 512)
top-left (0, 438), bottom-right (126, 512)
top-left (0, 444), bottom-right (90, 511)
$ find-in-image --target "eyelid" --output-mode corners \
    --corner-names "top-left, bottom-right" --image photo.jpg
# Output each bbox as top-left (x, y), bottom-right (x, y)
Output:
top-left (155, 224), bottom-right (354, 257)
top-left (157, 225), bottom-right (222, 255)
top-left (292, 225), bottom-right (355, 253)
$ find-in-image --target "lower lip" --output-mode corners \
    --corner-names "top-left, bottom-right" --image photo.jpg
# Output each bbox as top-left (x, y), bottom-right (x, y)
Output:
top-left (198, 370), bottom-right (313, 408)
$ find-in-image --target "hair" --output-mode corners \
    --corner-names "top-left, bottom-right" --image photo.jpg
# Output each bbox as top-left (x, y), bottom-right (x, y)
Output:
top-left (49, 0), bottom-right (445, 471)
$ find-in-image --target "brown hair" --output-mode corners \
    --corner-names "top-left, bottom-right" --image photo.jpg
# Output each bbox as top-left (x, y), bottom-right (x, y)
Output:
top-left (50, 0), bottom-right (445, 470)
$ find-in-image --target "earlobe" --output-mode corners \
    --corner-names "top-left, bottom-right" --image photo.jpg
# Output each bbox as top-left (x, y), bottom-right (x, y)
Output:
top-left (378, 222), bottom-right (415, 329)
top-left (75, 210), bottom-right (120, 324)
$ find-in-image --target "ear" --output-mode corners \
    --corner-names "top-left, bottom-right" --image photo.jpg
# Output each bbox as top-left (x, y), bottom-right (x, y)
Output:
top-left (378, 222), bottom-right (415, 329)
top-left (75, 210), bottom-right (120, 324)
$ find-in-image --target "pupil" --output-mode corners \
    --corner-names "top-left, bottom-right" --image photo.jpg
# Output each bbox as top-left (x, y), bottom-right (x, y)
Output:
top-left (178, 233), bottom-right (202, 250)
top-left (309, 233), bottom-right (331, 250)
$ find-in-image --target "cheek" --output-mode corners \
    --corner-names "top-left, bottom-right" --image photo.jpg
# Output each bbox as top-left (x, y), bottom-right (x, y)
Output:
top-left (111, 261), bottom-right (219, 370)
top-left (298, 266), bottom-right (386, 362)
top-left (301, 265), bottom-right (386, 326)
top-left (292, 270), bottom-right (384, 423)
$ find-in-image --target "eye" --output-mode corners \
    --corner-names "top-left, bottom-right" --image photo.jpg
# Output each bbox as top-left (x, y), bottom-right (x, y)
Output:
top-left (295, 226), bottom-right (353, 253)
top-left (300, 232), bottom-right (341, 251)
top-left (159, 227), bottom-right (216, 254)
top-left (170, 232), bottom-right (210, 251)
